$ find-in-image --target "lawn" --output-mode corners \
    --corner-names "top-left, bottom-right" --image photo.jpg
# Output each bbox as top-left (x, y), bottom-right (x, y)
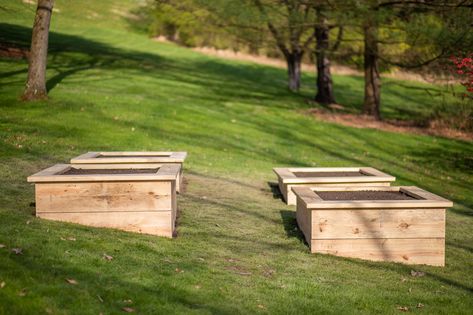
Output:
top-left (0, 1), bottom-right (472, 314)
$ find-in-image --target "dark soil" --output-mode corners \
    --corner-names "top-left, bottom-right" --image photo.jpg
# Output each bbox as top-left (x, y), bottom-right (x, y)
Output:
top-left (317, 191), bottom-right (420, 201)
top-left (97, 155), bottom-right (171, 158)
top-left (294, 171), bottom-right (372, 177)
top-left (60, 168), bottom-right (159, 175)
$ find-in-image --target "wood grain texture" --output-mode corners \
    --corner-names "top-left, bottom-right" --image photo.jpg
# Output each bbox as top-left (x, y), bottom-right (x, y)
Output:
top-left (35, 181), bottom-right (172, 213)
top-left (294, 186), bottom-right (451, 266)
top-left (38, 211), bottom-right (173, 237)
top-left (312, 209), bottom-right (446, 239)
top-left (70, 151), bottom-right (187, 163)
top-left (274, 167), bottom-right (395, 205)
top-left (27, 163), bottom-right (180, 182)
top-left (310, 238), bottom-right (445, 266)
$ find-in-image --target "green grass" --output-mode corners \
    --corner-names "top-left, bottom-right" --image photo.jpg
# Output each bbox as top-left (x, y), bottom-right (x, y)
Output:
top-left (0, 1), bottom-right (472, 314)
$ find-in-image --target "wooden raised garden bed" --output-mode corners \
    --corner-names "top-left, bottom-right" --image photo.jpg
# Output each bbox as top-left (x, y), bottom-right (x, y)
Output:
top-left (273, 167), bottom-right (395, 205)
top-left (70, 152), bottom-right (187, 193)
top-left (27, 163), bottom-right (180, 238)
top-left (292, 186), bottom-right (453, 266)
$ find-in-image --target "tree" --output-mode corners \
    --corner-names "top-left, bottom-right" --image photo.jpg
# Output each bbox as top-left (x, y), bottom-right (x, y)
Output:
top-left (23, 0), bottom-right (54, 101)
top-left (354, 0), bottom-right (473, 120)
top-left (314, 5), bottom-right (340, 104)
top-left (253, 0), bottom-right (316, 91)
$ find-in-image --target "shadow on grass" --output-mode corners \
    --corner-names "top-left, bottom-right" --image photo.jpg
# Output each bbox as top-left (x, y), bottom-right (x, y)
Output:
top-left (267, 181), bottom-right (283, 200)
top-left (0, 23), bottom-right (307, 109)
top-left (279, 210), bottom-right (306, 244)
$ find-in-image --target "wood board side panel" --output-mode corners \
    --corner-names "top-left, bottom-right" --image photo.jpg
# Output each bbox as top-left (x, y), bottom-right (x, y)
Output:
top-left (312, 209), bottom-right (445, 239)
top-left (38, 211), bottom-right (173, 237)
top-left (36, 181), bottom-right (172, 213)
top-left (310, 238), bottom-right (445, 266)
top-left (296, 199), bottom-right (312, 246)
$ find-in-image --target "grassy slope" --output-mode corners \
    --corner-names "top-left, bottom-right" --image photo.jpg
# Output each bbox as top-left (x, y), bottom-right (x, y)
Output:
top-left (0, 1), bottom-right (472, 314)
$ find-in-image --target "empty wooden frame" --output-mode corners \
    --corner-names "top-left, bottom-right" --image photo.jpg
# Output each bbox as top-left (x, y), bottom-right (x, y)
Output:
top-left (273, 167), bottom-right (396, 205)
top-left (70, 152), bottom-right (187, 193)
top-left (293, 186), bottom-right (453, 266)
top-left (27, 163), bottom-right (180, 238)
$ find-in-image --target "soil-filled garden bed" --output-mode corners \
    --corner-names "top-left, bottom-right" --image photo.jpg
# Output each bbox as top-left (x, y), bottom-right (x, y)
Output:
top-left (273, 167), bottom-right (395, 205)
top-left (27, 163), bottom-right (180, 238)
top-left (292, 186), bottom-right (453, 266)
top-left (70, 152), bottom-right (187, 193)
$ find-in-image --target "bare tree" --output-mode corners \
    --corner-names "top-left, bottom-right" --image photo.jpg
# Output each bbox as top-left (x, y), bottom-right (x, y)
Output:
top-left (23, 0), bottom-right (54, 101)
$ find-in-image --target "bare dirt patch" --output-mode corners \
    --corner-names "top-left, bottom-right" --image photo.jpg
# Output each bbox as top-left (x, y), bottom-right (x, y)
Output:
top-left (307, 108), bottom-right (473, 141)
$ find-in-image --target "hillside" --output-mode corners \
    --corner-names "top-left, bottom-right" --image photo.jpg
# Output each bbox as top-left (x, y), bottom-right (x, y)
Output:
top-left (0, 1), bottom-right (472, 314)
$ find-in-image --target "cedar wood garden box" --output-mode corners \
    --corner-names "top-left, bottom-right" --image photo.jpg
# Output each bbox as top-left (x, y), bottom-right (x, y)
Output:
top-left (292, 186), bottom-right (453, 266)
top-left (71, 152), bottom-right (187, 193)
top-left (273, 167), bottom-right (396, 205)
top-left (27, 163), bottom-right (180, 238)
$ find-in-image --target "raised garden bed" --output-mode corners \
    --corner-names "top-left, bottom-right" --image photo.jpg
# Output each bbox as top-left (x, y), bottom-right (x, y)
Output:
top-left (292, 186), bottom-right (453, 266)
top-left (27, 163), bottom-right (180, 238)
top-left (273, 167), bottom-right (395, 205)
top-left (70, 152), bottom-right (187, 193)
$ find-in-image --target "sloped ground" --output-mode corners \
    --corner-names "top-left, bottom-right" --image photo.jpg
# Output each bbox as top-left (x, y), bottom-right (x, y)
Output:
top-left (0, 1), bottom-right (472, 314)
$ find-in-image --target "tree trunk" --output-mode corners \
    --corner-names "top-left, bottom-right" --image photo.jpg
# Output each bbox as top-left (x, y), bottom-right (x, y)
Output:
top-left (314, 13), bottom-right (335, 105)
top-left (286, 52), bottom-right (302, 92)
top-left (363, 22), bottom-right (381, 120)
top-left (23, 0), bottom-right (54, 101)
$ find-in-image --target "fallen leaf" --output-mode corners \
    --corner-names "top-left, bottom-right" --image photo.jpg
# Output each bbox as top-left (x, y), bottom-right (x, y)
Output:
top-left (18, 288), bottom-right (27, 296)
top-left (122, 307), bottom-right (135, 313)
top-left (410, 270), bottom-right (425, 277)
top-left (11, 248), bottom-right (23, 255)
top-left (400, 277), bottom-right (408, 282)
top-left (237, 272), bottom-right (252, 276)
top-left (417, 303), bottom-right (424, 308)
top-left (66, 278), bottom-right (78, 285)
top-left (0, 244), bottom-right (5, 249)
top-left (0, 281), bottom-right (5, 289)
top-left (103, 253), bottom-right (113, 261)
top-left (67, 237), bottom-right (76, 241)
top-left (175, 268), bottom-right (184, 273)
top-left (197, 257), bottom-right (205, 262)
top-left (26, 220), bottom-right (31, 225)
top-left (397, 306), bottom-right (409, 312)
top-left (257, 304), bottom-right (266, 309)
top-left (123, 299), bottom-right (133, 304)
top-left (97, 295), bottom-right (104, 303)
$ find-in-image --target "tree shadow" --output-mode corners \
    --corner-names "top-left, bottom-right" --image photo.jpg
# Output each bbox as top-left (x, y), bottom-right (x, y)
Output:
top-left (267, 181), bottom-right (282, 200)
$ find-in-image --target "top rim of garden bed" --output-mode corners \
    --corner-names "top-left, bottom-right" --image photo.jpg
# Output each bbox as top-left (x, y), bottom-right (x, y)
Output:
top-left (27, 163), bottom-right (180, 183)
top-left (292, 186), bottom-right (453, 209)
top-left (71, 151), bottom-right (187, 164)
top-left (273, 167), bottom-right (395, 184)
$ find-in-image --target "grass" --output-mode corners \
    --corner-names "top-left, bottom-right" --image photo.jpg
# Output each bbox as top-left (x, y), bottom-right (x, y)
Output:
top-left (0, 1), bottom-right (472, 314)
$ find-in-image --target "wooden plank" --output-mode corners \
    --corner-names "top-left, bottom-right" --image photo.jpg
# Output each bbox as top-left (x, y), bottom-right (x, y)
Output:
top-left (310, 238), bottom-right (445, 266)
top-left (35, 181), bottom-right (173, 213)
top-left (38, 211), bottom-right (173, 237)
top-left (312, 209), bottom-right (445, 239)
top-left (296, 198), bottom-right (311, 245)
top-left (27, 163), bottom-right (179, 182)
top-left (306, 186), bottom-right (453, 209)
top-left (71, 151), bottom-right (187, 164)
top-left (285, 182), bottom-right (390, 206)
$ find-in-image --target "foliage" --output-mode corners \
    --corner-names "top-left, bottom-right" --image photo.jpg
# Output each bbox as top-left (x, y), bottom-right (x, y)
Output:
top-left (0, 1), bottom-right (472, 313)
